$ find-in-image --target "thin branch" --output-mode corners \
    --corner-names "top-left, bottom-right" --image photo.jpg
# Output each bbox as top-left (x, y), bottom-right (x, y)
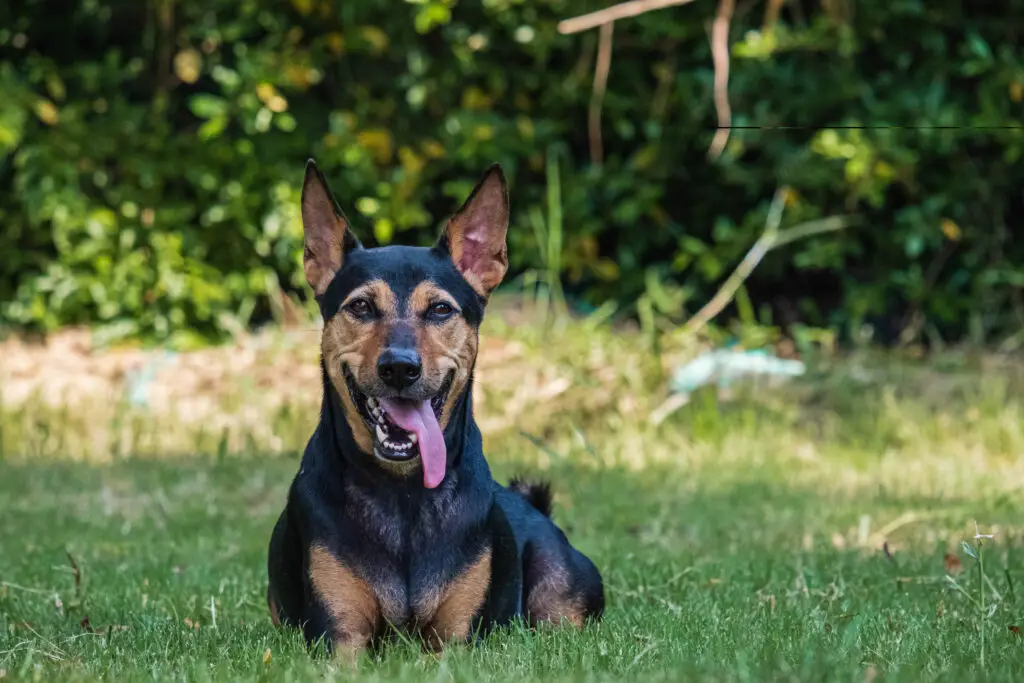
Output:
top-left (682, 190), bottom-right (860, 336)
top-left (589, 21), bottom-right (615, 165)
top-left (568, 31), bottom-right (597, 86)
top-left (898, 240), bottom-right (958, 346)
top-left (770, 214), bottom-right (861, 249)
top-left (649, 50), bottom-right (678, 122)
top-left (682, 187), bottom-right (787, 335)
top-left (1, 581), bottom-right (53, 595)
top-left (558, 0), bottom-right (699, 35)
top-left (707, 0), bottom-right (734, 160)
top-left (762, 0), bottom-right (784, 32)
top-left (156, 0), bottom-right (174, 93)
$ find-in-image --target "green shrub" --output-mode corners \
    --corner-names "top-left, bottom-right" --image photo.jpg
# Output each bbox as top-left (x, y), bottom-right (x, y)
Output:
top-left (1, 0), bottom-right (1021, 346)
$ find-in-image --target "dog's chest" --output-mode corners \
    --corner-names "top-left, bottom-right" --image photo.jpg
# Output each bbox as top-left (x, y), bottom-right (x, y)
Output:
top-left (370, 562), bottom-right (458, 629)
top-left (363, 505), bottom-right (488, 632)
top-left (335, 478), bottom-right (491, 633)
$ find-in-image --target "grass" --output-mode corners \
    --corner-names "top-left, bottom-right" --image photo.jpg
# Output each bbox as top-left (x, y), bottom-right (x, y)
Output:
top-left (2, 316), bottom-right (1024, 681)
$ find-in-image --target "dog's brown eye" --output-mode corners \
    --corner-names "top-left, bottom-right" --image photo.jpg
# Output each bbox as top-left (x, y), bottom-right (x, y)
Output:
top-left (428, 302), bottom-right (454, 319)
top-left (345, 298), bottom-right (373, 317)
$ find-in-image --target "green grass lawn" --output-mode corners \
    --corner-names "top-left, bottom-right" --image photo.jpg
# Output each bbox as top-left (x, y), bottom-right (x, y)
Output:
top-left (2, 325), bottom-right (1024, 681)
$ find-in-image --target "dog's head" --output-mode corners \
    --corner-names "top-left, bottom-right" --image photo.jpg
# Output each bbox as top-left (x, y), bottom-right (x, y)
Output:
top-left (301, 160), bottom-right (508, 489)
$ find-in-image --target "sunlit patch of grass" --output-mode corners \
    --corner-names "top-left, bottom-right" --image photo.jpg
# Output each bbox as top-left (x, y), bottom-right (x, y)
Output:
top-left (2, 319), bottom-right (1024, 680)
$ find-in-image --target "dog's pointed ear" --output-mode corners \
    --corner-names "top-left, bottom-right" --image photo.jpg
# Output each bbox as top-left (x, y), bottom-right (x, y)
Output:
top-left (437, 164), bottom-right (509, 299)
top-left (301, 159), bottom-right (361, 296)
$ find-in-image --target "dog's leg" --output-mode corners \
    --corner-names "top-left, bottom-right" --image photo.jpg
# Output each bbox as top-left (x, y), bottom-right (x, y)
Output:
top-left (419, 547), bottom-right (492, 650)
top-left (267, 587), bottom-right (281, 627)
top-left (523, 542), bottom-right (604, 629)
top-left (306, 544), bottom-right (380, 660)
top-left (267, 507), bottom-right (305, 628)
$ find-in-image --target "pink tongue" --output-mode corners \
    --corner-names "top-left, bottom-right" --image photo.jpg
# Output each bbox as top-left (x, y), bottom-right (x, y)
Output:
top-left (378, 398), bottom-right (447, 488)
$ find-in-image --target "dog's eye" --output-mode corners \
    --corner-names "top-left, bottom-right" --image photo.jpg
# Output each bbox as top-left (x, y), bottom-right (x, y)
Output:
top-left (428, 302), bottom-right (454, 319)
top-left (345, 298), bottom-right (374, 318)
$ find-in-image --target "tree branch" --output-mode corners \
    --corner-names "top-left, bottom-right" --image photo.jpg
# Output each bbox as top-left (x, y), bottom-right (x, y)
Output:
top-left (558, 0), bottom-right (699, 35)
top-left (682, 190), bottom-right (860, 336)
top-left (707, 0), bottom-right (734, 160)
top-left (589, 21), bottom-right (615, 165)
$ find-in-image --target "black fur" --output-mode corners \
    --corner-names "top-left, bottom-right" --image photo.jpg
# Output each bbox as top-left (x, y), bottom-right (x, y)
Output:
top-left (266, 164), bottom-right (604, 654)
top-left (508, 478), bottom-right (554, 518)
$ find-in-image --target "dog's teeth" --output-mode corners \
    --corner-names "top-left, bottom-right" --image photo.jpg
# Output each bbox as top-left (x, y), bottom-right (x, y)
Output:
top-left (408, 433), bottom-right (418, 444)
top-left (376, 424), bottom-right (387, 442)
top-left (368, 398), bottom-right (378, 410)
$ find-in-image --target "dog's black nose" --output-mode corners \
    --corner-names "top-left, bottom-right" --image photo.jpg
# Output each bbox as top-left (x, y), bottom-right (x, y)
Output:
top-left (377, 349), bottom-right (422, 389)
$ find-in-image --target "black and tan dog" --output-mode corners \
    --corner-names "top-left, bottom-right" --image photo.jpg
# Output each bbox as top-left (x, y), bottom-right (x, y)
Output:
top-left (266, 160), bottom-right (604, 656)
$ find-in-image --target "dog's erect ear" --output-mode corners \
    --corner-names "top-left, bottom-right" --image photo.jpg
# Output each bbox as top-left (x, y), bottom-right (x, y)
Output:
top-left (438, 164), bottom-right (509, 299)
top-left (301, 159), bottom-right (361, 296)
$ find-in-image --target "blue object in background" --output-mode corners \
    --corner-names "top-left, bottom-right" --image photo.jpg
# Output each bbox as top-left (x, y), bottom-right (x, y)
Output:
top-left (671, 349), bottom-right (806, 395)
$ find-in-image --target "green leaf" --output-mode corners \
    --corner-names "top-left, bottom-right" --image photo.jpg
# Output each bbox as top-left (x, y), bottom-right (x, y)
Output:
top-left (198, 115), bottom-right (228, 140)
top-left (188, 94), bottom-right (228, 120)
top-left (967, 33), bottom-right (992, 60)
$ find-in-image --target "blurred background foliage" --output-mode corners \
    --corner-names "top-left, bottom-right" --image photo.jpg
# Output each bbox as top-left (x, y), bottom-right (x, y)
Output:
top-left (0, 0), bottom-right (1022, 349)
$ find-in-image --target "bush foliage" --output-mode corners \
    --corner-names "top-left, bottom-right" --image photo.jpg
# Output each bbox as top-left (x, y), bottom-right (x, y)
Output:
top-left (1, 0), bottom-right (1022, 346)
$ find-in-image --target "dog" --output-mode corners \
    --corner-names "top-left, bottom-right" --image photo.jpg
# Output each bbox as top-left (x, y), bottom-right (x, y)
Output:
top-left (266, 160), bottom-right (604, 657)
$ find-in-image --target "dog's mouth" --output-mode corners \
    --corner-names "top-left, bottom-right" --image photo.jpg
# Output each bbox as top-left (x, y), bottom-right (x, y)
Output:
top-left (343, 369), bottom-right (453, 489)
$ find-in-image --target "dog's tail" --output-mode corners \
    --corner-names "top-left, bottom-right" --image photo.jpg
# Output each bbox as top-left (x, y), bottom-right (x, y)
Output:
top-left (508, 477), bottom-right (554, 518)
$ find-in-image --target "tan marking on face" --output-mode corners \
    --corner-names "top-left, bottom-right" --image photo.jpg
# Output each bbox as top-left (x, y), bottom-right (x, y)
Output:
top-left (526, 563), bottom-right (586, 630)
top-left (409, 282), bottom-right (479, 429)
top-left (321, 279), bottom-right (399, 451)
top-left (419, 546), bottom-right (492, 649)
top-left (322, 278), bottom-right (478, 470)
top-left (308, 544), bottom-right (380, 654)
